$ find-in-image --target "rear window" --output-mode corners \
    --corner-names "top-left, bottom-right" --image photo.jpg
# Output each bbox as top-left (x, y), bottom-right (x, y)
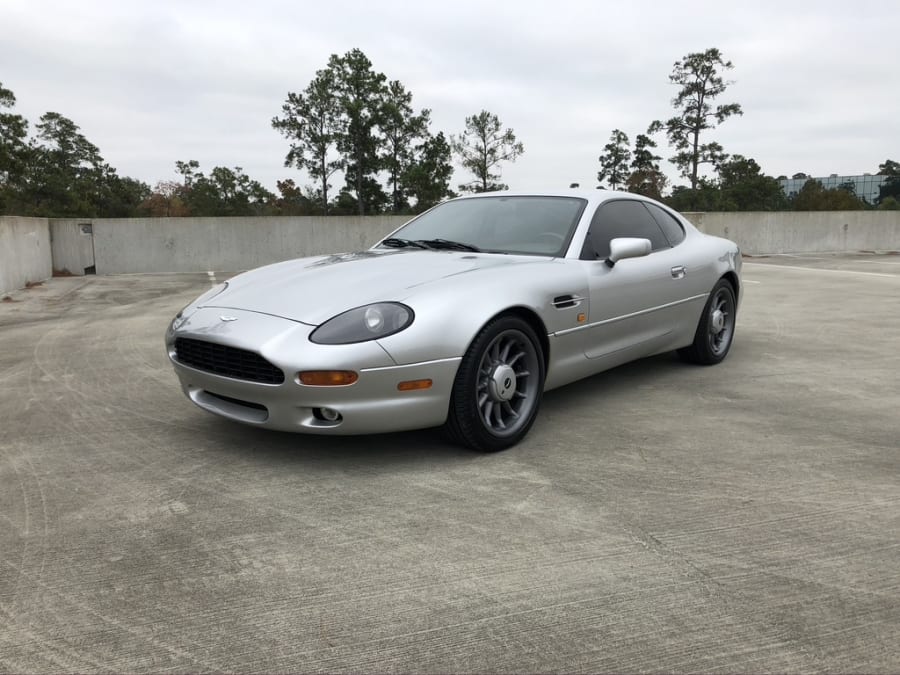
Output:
top-left (643, 202), bottom-right (686, 246)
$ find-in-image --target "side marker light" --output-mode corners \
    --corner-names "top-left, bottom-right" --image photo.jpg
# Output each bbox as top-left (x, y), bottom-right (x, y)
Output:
top-left (398, 379), bottom-right (433, 391)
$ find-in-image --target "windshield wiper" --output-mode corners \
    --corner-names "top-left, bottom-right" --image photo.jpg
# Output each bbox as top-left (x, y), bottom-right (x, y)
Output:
top-left (380, 237), bottom-right (429, 249)
top-left (414, 238), bottom-right (481, 252)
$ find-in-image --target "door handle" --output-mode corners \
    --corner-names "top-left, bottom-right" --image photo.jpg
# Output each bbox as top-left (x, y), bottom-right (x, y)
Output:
top-left (671, 265), bottom-right (686, 279)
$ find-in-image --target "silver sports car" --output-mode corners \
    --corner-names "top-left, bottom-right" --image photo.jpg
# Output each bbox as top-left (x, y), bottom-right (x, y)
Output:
top-left (166, 190), bottom-right (741, 451)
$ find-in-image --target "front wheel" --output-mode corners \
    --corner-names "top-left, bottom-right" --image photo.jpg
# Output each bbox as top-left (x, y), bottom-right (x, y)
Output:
top-left (444, 315), bottom-right (545, 452)
top-left (678, 278), bottom-right (737, 365)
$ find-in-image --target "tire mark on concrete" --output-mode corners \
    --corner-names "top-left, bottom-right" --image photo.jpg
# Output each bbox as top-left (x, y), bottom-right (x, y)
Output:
top-left (2, 559), bottom-right (222, 671)
top-left (8, 326), bottom-right (213, 668)
top-left (25, 322), bottom-right (349, 534)
top-left (0, 452), bottom-right (31, 621)
top-left (658, 498), bottom-right (900, 541)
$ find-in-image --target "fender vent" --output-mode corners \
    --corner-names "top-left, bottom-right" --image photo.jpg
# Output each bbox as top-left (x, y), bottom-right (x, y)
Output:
top-left (552, 294), bottom-right (583, 309)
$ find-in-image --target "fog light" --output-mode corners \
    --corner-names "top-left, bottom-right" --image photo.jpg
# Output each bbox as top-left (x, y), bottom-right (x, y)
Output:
top-left (298, 370), bottom-right (358, 386)
top-left (316, 407), bottom-right (342, 422)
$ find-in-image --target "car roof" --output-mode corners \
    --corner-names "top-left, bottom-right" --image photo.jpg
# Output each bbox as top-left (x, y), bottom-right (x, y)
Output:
top-left (449, 189), bottom-right (655, 209)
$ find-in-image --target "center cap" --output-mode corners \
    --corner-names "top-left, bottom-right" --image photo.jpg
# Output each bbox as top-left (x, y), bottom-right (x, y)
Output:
top-left (489, 364), bottom-right (517, 402)
top-left (711, 309), bottom-right (725, 333)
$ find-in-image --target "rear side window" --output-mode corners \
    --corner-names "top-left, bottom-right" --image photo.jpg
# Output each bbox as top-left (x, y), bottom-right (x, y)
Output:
top-left (643, 202), bottom-right (686, 246)
top-left (581, 200), bottom-right (670, 259)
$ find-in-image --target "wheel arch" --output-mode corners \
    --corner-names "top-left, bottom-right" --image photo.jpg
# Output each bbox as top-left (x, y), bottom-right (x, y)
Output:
top-left (720, 270), bottom-right (740, 300)
top-left (484, 306), bottom-right (550, 373)
top-left (443, 304), bottom-right (549, 451)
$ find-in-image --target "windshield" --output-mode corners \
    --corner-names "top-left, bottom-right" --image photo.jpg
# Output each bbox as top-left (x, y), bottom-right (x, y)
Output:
top-left (381, 196), bottom-right (588, 256)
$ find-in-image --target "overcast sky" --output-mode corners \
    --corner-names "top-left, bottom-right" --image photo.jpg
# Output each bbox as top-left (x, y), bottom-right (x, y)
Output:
top-left (2, 0), bottom-right (897, 195)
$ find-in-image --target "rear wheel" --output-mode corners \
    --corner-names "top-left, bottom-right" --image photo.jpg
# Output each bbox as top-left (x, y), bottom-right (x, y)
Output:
top-left (678, 278), bottom-right (737, 365)
top-left (444, 315), bottom-right (545, 451)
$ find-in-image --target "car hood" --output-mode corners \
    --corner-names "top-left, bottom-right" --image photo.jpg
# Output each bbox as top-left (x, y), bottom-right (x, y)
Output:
top-left (203, 249), bottom-right (551, 324)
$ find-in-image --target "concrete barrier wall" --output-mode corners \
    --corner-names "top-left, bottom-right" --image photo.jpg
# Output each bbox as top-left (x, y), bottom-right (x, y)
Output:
top-left (84, 212), bottom-right (897, 273)
top-left (50, 219), bottom-right (97, 276)
top-left (3, 211), bottom-right (899, 293)
top-left (86, 215), bottom-right (409, 274)
top-left (0, 216), bottom-right (52, 295)
top-left (687, 211), bottom-right (900, 255)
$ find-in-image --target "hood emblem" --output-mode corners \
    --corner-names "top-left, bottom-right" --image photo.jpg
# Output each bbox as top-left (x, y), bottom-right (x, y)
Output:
top-left (219, 315), bottom-right (238, 322)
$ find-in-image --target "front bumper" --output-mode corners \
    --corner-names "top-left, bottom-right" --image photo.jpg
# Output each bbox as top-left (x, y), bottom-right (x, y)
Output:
top-left (166, 307), bottom-right (460, 434)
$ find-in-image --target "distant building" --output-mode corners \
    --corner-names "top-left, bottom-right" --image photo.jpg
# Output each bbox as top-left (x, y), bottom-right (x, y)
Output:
top-left (778, 174), bottom-right (889, 204)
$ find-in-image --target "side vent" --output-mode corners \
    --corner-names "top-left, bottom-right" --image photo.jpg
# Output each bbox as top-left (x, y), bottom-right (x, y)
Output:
top-left (552, 294), bottom-right (583, 309)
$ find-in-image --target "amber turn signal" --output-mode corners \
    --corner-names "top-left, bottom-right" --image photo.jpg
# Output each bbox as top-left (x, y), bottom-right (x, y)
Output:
top-left (397, 379), bottom-right (433, 391)
top-left (297, 370), bottom-right (358, 386)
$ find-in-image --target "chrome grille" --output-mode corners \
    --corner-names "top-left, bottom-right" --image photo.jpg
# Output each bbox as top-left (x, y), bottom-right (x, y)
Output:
top-left (174, 338), bottom-right (285, 384)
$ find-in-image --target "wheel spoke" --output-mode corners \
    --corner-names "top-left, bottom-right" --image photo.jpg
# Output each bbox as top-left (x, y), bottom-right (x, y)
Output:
top-left (465, 326), bottom-right (543, 439)
top-left (492, 403), bottom-right (506, 429)
top-left (709, 291), bottom-right (734, 354)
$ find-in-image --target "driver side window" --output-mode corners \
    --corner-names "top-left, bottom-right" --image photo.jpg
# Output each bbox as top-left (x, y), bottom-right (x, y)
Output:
top-left (580, 200), bottom-right (670, 259)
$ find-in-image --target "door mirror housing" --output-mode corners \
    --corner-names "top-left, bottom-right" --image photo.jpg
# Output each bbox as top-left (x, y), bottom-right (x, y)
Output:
top-left (605, 237), bottom-right (651, 268)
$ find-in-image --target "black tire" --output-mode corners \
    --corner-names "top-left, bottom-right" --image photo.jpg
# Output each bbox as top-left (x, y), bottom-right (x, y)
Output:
top-left (444, 315), bottom-right (545, 452)
top-left (678, 278), bottom-right (737, 365)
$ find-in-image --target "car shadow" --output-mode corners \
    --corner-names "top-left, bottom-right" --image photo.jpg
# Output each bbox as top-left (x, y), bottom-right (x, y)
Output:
top-left (541, 351), bottom-right (685, 410)
top-left (186, 417), bottom-right (478, 471)
top-left (179, 351), bottom-right (696, 470)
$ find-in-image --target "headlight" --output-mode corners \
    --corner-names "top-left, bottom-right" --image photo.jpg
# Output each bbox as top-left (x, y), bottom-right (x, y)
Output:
top-left (310, 302), bottom-right (414, 344)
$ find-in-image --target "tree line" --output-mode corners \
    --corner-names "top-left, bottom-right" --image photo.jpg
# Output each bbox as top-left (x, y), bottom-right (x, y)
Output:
top-left (0, 49), bottom-right (525, 219)
top-left (2, 47), bottom-right (898, 218)
top-left (269, 48), bottom-right (523, 216)
top-left (595, 48), bottom-right (899, 211)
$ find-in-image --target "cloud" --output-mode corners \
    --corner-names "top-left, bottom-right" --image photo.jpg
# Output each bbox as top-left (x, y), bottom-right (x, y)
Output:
top-left (2, 0), bottom-right (896, 193)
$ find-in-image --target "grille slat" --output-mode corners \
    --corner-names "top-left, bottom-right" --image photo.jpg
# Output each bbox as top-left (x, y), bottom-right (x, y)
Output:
top-left (174, 338), bottom-right (285, 384)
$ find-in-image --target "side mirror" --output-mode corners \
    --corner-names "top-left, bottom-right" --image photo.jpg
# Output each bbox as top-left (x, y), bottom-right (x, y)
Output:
top-left (605, 237), bottom-right (651, 268)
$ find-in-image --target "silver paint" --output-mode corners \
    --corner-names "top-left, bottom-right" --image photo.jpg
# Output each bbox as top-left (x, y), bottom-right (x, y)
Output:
top-left (166, 189), bottom-right (742, 436)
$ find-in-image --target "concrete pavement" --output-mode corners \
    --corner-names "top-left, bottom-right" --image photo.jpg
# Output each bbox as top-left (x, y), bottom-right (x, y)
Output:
top-left (1, 254), bottom-right (898, 672)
